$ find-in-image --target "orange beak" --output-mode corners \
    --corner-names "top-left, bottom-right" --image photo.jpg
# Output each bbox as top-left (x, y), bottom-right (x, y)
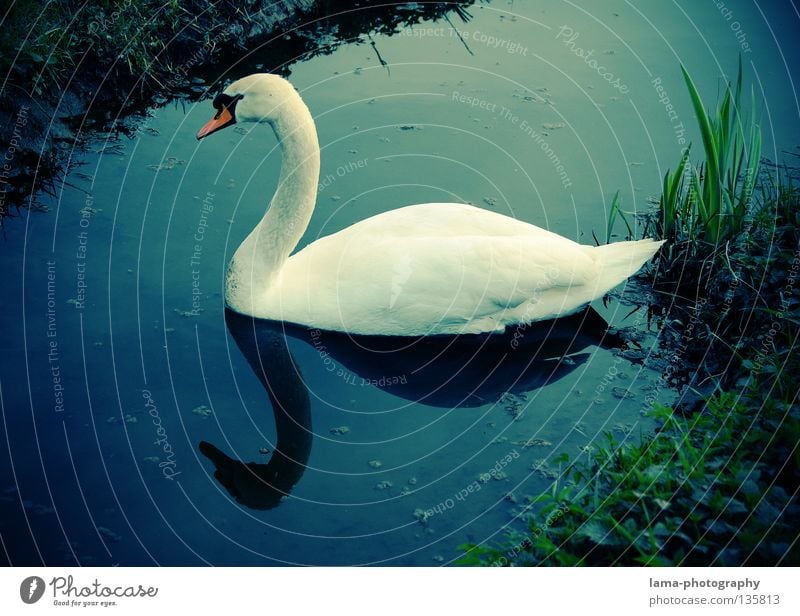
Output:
top-left (197, 105), bottom-right (235, 140)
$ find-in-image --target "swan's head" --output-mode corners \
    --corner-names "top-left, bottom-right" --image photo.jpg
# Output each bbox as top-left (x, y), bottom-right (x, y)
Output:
top-left (196, 73), bottom-right (300, 140)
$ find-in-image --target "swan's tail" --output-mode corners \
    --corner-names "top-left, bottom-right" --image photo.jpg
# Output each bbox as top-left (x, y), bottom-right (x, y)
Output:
top-left (590, 238), bottom-right (665, 295)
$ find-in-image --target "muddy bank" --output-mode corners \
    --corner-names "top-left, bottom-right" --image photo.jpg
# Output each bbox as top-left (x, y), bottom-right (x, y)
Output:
top-left (0, 0), bottom-right (473, 222)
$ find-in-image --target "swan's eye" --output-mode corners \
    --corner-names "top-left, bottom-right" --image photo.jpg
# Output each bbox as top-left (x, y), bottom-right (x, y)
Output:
top-left (213, 93), bottom-right (243, 109)
top-left (212, 93), bottom-right (244, 118)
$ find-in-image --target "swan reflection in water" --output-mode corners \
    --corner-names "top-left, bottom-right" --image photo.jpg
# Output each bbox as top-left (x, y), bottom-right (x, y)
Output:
top-left (200, 307), bottom-right (623, 510)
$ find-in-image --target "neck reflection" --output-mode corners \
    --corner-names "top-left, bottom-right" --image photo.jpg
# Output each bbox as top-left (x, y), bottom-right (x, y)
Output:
top-left (200, 307), bottom-right (621, 510)
top-left (200, 310), bottom-right (312, 510)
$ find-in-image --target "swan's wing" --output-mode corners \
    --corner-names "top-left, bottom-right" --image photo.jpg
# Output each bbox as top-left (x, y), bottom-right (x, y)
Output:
top-left (272, 231), bottom-right (599, 336)
top-left (336, 202), bottom-right (569, 240)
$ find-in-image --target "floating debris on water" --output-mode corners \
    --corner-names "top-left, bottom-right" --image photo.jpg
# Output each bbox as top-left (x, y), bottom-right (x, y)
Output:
top-left (173, 308), bottom-right (202, 317)
top-left (21, 501), bottom-right (55, 516)
top-left (330, 426), bottom-right (350, 435)
top-left (500, 393), bottom-right (526, 420)
top-left (368, 459), bottom-right (382, 469)
top-left (97, 526), bottom-right (122, 542)
top-left (413, 508), bottom-right (430, 524)
top-left (258, 447), bottom-right (270, 455)
top-left (612, 386), bottom-right (635, 400)
top-left (613, 423), bottom-right (633, 435)
top-left (191, 405), bottom-right (212, 418)
top-left (531, 460), bottom-right (559, 480)
top-left (146, 157), bottom-right (185, 172)
top-left (512, 438), bottom-right (552, 448)
top-left (542, 122), bottom-right (565, 130)
top-left (375, 480), bottom-right (393, 490)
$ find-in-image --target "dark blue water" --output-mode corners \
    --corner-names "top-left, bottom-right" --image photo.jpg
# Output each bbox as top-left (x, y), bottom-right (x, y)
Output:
top-left (2, 1), bottom-right (798, 565)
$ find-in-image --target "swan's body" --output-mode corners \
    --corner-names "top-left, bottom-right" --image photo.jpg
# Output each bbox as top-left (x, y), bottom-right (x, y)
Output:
top-left (198, 74), bottom-right (664, 336)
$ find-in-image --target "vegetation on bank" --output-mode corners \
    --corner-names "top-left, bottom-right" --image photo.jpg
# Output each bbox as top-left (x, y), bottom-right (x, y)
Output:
top-left (1, 0), bottom-right (473, 120)
top-left (1, 0), bottom-right (312, 99)
top-left (0, 0), bottom-right (474, 219)
top-left (460, 64), bottom-right (799, 566)
top-left (3, 0), bottom-right (359, 98)
top-left (1, 0), bottom-right (311, 218)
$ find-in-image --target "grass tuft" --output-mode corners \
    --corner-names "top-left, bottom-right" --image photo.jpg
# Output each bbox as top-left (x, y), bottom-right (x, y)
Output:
top-left (644, 59), bottom-right (762, 254)
top-left (474, 61), bottom-right (798, 566)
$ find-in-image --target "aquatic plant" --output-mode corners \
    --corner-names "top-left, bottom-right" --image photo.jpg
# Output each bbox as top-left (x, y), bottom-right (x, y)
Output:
top-left (465, 60), bottom-right (797, 567)
top-left (605, 190), bottom-right (633, 244)
top-left (650, 59), bottom-right (762, 253)
top-left (462, 169), bottom-right (800, 566)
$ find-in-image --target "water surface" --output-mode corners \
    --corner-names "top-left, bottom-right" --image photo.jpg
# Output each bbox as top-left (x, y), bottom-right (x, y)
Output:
top-left (2, 0), bottom-right (798, 565)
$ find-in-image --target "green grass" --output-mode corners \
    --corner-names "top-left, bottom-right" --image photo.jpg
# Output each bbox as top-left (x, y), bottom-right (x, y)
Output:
top-left (458, 384), bottom-right (799, 565)
top-left (605, 190), bottom-right (633, 243)
top-left (646, 59), bottom-right (762, 257)
top-left (467, 62), bottom-right (798, 566)
top-left (0, 0), bottom-right (227, 98)
top-left (458, 258), bottom-right (800, 566)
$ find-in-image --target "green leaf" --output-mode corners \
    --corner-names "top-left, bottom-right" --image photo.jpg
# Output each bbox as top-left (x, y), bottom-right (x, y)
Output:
top-left (725, 499), bottom-right (748, 515)
top-left (576, 520), bottom-right (619, 546)
top-left (681, 65), bottom-right (721, 218)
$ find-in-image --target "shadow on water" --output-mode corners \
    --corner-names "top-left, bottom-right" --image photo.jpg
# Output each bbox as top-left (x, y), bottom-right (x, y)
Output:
top-left (202, 306), bottom-right (623, 510)
top-left (200, 310), bottom-right (313, 511)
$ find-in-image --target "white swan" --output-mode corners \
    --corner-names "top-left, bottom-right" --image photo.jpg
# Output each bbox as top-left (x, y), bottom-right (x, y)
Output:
top-left (197, 74), bottom-right (663, 336)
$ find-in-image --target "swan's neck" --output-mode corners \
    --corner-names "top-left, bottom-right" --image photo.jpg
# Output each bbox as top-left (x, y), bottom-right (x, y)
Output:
top-left (227, 96), bottom-right (320, 312)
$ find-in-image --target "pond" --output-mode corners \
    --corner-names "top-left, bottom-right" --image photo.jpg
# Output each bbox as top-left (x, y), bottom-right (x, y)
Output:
top-left (1, 0), bottom-right (798, 565)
